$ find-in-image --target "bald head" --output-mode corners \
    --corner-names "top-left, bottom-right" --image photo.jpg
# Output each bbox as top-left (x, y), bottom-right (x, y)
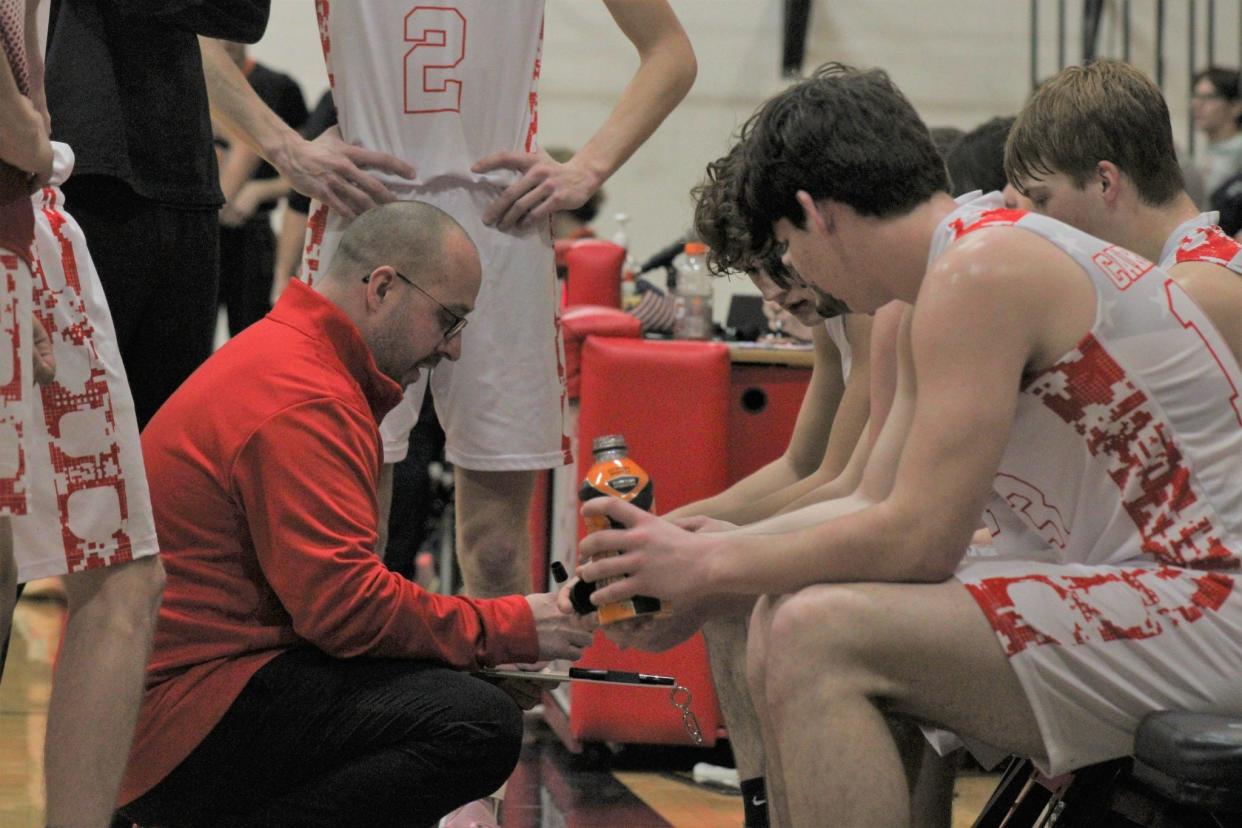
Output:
top-left (316, 201), bottom-right (482, 386)
top-left (325, 200), bottom-right (475, 292)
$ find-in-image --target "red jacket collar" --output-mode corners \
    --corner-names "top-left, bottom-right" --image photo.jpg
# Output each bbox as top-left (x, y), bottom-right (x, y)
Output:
top-left (270, 280), bottom-right (405, 422)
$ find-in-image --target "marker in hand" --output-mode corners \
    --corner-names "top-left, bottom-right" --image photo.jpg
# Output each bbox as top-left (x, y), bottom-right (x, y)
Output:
top-left (552, 561), bottom-right (596, 615)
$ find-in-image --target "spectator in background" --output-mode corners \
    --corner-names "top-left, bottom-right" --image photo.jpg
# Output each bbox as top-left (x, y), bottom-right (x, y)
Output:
top-left (1189, 66), bottom-right (1242, 207)
top-left (46, 1), bottom-right (412, 428)
top-left (44, 2), bottom-right (269, 427)
top-left (945, 116), bottom-right (1015, 195)
top-left (928, 125), bottom-right (964, 161)
top-left (215, 39), bottom-right (308, 336)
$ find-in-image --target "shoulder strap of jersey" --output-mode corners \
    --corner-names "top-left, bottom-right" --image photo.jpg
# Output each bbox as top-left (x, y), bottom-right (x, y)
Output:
top-left (1174, 222), bottom-right (1242, 276)
top-left (946, 207), bottom-right (1028, 242)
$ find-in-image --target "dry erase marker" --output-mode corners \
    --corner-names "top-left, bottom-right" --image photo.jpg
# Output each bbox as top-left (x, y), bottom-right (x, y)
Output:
top-left (553, 560), bottom-right (596, 615)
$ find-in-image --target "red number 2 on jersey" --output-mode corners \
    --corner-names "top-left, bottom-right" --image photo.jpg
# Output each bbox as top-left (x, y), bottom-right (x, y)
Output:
top-left (404, 7), bottom-right (467, 114)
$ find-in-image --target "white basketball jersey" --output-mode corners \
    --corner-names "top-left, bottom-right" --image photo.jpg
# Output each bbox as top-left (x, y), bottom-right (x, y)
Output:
top-left (933, 193), bottom-right (1242, 574)
top-left (1158, 210), bottom-right (1242, 275)
top-left (316, 0), bottom-right (545, 192)
top-left (823, 315), bottom-right (852, 382)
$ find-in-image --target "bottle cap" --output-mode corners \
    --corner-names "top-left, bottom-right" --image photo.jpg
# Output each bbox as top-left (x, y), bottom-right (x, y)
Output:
top-left (592, 434), bottom-right (627, 455)
top-left (683, 242), bottom-right (706, 255)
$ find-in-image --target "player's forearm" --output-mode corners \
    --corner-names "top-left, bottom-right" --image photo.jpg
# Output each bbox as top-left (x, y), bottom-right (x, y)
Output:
top-left (200, 37), bottom-right (301, 173)
top-left (772, 418), bottom-right (872, 515)
top-left (706, 500), bottom-right (960, 596)
top-left (24, 0), bottom-right (46, 123)
top-left (0, 42), bottom-right (23, 108)
top-left (666, 456), bottom-right (804, 522)
top-left (753, 468), bottom-right (857, 518)
top-left (735, 489), bottom-right (873, 536)
top-left (571, 7), bottom-right (695, 189)
top-left (0, 55), bottom-right (44, 174)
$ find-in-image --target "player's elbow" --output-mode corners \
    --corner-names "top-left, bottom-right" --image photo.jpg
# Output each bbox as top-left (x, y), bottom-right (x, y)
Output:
top-left (906, 551), bottom-right (960, 584)
top-left (905, 527), bottom-right (970, 583)
top-left (675, 46), bottom-right (698, 95)
top-left (647, 30), bottom-right (697, 99)
top-left (886, 508), bottom-right (967, 583)
top-left (784, 448), bottom-right (822, 482)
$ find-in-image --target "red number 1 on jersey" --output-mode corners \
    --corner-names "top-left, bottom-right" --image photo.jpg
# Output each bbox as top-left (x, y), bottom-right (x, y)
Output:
top-left (1166, 278), bottom-right (1242, 427)
top-left (404, 6), bottom-right (467, 114)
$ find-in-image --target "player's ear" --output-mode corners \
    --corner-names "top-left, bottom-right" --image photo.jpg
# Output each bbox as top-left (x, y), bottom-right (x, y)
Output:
top-left (1096, 160), bottom-right (1123, 205)
top-left (795, 190), bottom-right (831, 234)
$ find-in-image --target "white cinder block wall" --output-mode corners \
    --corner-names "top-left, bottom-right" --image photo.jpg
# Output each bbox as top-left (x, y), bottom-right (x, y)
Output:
top-left (251, 0), bottom-right (1242, 312)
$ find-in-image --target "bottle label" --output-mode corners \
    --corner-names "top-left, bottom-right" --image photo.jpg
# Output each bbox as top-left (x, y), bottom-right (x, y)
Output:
top-left (578, 453), bottom-right (660, 623)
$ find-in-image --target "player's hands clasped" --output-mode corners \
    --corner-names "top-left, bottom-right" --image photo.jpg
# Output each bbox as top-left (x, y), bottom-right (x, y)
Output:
top-left (669, 514), bottom-right (738, 534)
top-left (280, 126), bottom-right (417, 220)
top-left (603, 601), bottom-right (709, 653)
top-left (474, 148), bottom-right (601, 232)
top-left (525, 590), bottom-right (597, 662)
top-left (576, 499), bottom-right (717, 607)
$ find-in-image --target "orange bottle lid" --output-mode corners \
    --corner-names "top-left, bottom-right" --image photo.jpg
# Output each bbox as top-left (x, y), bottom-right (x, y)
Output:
top-left (683, 241), bottom-right (707, 255)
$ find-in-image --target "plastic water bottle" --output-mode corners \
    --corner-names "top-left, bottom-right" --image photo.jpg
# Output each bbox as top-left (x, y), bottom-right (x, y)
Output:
top-left (612, 213), bottom-right (640, 311)
top-left (577, 434), bottom-right (660, 624)
top-left (673, 242), bottom-right (713, 340)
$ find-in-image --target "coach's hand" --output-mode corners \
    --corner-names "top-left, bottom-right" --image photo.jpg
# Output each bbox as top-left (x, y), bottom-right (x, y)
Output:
top-left (473, 149), bottom-right (601, 232)
top-left (279, 127), bottom-right (417, 220)
top-left (525, 591), bottom-right (596, 662)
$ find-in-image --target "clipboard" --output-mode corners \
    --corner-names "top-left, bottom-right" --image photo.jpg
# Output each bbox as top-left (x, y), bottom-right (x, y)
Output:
top-left (474, 667), bottom-right (676, 687)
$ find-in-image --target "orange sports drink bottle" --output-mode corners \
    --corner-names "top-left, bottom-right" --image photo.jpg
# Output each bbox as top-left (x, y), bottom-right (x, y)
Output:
top-left (579, 434), bottom-right (660, 624)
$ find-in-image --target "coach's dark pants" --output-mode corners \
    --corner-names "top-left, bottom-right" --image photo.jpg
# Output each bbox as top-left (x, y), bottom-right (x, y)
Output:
top-left (118, 648), bottom-right (523, 828)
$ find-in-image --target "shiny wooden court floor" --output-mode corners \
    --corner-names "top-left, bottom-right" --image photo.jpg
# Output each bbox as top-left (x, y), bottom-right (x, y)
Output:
top-left (0, 596), bottom-right (997, 827)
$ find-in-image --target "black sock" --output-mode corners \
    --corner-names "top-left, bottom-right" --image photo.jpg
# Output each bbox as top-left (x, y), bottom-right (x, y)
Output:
top-left (740, 776), bottom-right (769, 828)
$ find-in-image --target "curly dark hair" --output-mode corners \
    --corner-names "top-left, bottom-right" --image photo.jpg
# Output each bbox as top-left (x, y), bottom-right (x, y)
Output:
top-left (691, 143), bottom-right (752, 276)
top-left (691, 140), bottom-right (797, 286)
top-left (736, 62), bottom-right (949, 254)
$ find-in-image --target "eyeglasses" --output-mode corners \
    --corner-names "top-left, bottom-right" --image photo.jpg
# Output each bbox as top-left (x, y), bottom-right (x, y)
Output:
top-left (363, 268), bottom-right (469, 341)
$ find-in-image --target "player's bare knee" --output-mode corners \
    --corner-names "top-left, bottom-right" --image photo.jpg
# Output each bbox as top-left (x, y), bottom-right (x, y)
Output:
top-left (764, 586), bottom-right (880, 698)
top-left (461, 533), bottom-right (525, 581)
